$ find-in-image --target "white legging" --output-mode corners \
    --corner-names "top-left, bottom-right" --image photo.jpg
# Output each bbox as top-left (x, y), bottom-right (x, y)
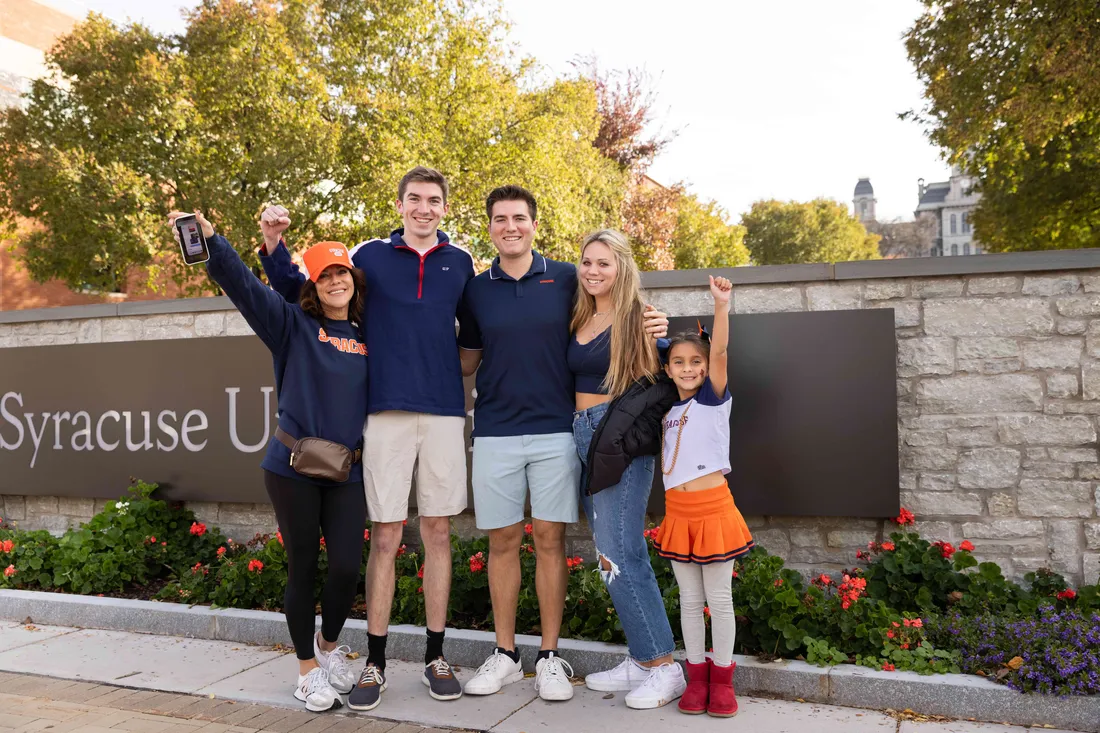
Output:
top-left (672, 559), bottom-right (736, 666)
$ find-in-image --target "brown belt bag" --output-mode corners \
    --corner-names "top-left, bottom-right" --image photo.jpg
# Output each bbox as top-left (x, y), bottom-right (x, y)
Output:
top-left (276, 427), bottom-right (362, 483)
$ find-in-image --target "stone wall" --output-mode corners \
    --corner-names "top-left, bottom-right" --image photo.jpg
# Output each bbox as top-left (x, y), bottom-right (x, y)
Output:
top-left (4, 252), bottom-right (1100, 584)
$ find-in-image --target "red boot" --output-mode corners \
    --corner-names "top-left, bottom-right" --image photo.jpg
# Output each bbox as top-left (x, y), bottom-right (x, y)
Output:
top-left (707, 659), bottom-right (738, 717)
top-left (677, 660), bottom-right (709, 714)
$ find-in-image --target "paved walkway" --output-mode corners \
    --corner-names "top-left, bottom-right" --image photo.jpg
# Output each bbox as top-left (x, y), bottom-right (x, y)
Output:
top-left (0, 620), bottom-right (1081, 733)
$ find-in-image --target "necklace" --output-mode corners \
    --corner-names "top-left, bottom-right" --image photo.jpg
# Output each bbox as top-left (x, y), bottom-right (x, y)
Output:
top-left (587, 309), bottom-right (611, 338)
top-left (661, 400), bottom-right (692, 476)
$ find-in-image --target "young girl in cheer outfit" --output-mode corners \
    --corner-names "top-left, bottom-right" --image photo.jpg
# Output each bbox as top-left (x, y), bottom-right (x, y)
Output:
top-left (654, 275), bottom-right (753, 717)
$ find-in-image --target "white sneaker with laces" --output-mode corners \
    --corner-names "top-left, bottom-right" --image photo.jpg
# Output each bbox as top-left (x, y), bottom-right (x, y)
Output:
top-left (295, 666), bottom-right (342, 712)
top-left (584, 657), bottom-right (651, 692)
top-left (535, 653), bottom-right (575, 701)
top-left (624, 663), bottom-right (686, 710)
top-left (464, 649), bottom-right (524, 695)
top-left (314, 635), bottom-right (356, 693)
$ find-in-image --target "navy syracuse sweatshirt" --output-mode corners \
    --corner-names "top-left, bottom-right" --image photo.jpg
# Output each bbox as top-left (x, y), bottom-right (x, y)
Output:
top-left (261, 228), bottom-right (475, 417)
top-left (206, 234), bottom-right (369, 485)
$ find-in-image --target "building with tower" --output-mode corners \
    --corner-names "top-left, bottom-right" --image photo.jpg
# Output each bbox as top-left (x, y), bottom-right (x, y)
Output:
top-left (915, 164), bottom-right (982, 256)
top-left (851, 167), bottom-right (982, 258)
top-left (853, 178), bottom-right (876, 224)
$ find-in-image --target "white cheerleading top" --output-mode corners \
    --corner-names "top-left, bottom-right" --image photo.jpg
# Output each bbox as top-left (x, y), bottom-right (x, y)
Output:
top-left (661, 378), bottom-right (732, 490)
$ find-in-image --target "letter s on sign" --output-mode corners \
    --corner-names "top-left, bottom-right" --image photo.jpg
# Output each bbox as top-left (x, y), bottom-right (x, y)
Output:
top-left (157, 410), bottom-right (179, 451)
top-left (0, 392), bottom-right (25, 449)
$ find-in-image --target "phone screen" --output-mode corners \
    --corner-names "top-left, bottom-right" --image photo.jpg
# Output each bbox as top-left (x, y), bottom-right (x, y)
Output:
top-left (176, 215), bottom-right (210, 265)
top-left (183, 221), bottom-right (204, 256)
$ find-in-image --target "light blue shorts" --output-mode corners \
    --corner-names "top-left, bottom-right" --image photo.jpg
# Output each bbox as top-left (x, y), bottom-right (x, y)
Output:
top-left (471, 433), bottom-right (581, 530)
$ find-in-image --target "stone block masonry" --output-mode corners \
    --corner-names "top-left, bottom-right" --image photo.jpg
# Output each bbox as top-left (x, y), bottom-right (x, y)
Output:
top-left (5, 254), bottom-right (1100, 585)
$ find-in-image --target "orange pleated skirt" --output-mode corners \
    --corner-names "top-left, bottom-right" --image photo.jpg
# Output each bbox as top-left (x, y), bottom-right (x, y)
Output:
top-left (654, 483), bottom-right (754, 565)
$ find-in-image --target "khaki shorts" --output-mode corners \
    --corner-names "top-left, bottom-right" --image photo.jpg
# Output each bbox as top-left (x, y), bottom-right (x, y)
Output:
top-left (363, 411), bottom-right (468, 523)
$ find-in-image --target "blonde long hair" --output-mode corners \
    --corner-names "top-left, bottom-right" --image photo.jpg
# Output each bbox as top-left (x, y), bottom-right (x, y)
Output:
top-left (570, 229), bottom-right (659, 398)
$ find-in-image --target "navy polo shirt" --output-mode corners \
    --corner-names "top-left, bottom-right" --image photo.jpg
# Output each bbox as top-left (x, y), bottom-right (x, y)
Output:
top-left (458, 252), bottom-right (577, 437)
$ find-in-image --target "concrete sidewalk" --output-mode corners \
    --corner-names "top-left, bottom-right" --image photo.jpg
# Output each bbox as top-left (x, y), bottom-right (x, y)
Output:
top-left (0, 620), bottom-right (1078, 733)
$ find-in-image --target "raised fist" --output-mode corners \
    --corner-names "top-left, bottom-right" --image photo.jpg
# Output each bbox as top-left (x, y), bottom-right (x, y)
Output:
top-left (709, 275), bottom-right (732, 305)
top-left (260, 205), bottom-right (291, 250)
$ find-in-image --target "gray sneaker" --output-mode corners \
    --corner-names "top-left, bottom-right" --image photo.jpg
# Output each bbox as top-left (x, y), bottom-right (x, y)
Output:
top-left (422, 657), bottom-right (463, 701)
top-left (348, 663), bottom-right (386, 711)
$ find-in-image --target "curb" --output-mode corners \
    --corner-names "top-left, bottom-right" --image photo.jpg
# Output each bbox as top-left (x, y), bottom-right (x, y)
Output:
top-left (1, 590), bottom-right (1097, 732)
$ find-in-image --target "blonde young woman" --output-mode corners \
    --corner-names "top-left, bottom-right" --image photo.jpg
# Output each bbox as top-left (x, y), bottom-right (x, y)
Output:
top-left (568, 230), bottom-right (685, 710)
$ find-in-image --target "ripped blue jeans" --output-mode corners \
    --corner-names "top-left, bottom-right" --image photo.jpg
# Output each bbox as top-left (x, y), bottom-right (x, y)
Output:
top-left (573, 402), bottom-right (675, 663)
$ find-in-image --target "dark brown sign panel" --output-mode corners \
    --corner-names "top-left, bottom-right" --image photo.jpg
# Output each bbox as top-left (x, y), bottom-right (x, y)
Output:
top-left (652, 308), bottom-right (899, 518)
top-left (2, 308), bottom-right (897, 518)
top-left (0, 336), bottom-right (474, 504)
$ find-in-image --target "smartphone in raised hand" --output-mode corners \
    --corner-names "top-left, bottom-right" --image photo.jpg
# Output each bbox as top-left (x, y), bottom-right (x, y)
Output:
top-left (174, 214), bottom-right (210, 265)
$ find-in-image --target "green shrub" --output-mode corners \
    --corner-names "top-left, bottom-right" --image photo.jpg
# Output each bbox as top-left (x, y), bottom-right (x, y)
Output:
top-left (3, 490), bottom-right (1098, 694)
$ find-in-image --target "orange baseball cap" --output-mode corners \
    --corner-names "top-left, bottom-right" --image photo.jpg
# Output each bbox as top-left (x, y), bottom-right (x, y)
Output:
top-left (302, 241), bottom-right (352, 282)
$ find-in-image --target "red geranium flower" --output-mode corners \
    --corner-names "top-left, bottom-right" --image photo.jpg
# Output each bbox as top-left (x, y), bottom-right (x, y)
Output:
top-left (216, 546), bottom-right (226, 556)
top-left (0, 539), bottom-right (13, 553)
top-left (524, 523), bottom-right (533, 535)
top-left (397, 544), bottom-right (406, 557)
top-left (882, 662), bottom-right (895, 672)
top-left (887, 631), bottom-right (895, 639)
top-left (364, 528), bottom-right (371, 541)
top-left (417, 565), bottom-right (424, 579)
top-left (933, 541), bottom-right (955, 559)
top-left (960, 540), bottom-right (975, 552)
top-left (190, 522), bottom-right (207, 536)
top-left (468, 551), bottom-right (485, 573)
top-left (1057, 589), bottom-right (1077, 601)
top-left (880, 542), bottom-right (895, 551)
top-left (3, 564), bottom-right (15, 578)
top-left (275, 531), bottom-right (283, 546)
top-left (894, 507), bottom-right (915, 525)
top-left (247, 559), bottom-right (264, 573)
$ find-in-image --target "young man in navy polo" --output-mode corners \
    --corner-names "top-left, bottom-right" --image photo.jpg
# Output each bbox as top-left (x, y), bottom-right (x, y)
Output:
top-left (258, 167), bottom-right (471, 710)
top-left (457, 186), bottom-right (668, 701)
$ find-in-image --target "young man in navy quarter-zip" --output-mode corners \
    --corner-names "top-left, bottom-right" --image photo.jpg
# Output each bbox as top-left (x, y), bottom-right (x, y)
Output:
top-left (457, 186), bottom-right (669, 702)
top-left (259, 167), bottom-right (472, 710)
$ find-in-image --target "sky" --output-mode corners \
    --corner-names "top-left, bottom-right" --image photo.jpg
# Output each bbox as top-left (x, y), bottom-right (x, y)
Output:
top-left (67, 0), bottom-right (948, 222)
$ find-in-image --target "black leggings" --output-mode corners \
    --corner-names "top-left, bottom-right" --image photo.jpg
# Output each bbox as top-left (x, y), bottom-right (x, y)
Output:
top-left (264, 470), bottom-right (366, 660)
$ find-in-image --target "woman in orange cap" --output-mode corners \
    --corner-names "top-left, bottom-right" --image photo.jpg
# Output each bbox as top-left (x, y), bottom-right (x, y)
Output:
top-left (168, 211), bottom-right (368, 714)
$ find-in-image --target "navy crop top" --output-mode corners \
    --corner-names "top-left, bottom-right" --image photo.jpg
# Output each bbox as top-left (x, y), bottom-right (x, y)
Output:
top-left (568, 328), bottom-right (611, 394)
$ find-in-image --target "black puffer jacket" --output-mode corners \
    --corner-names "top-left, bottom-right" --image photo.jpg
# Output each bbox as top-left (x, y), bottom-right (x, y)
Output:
top-left (584, 374), bottom-right (680, 494)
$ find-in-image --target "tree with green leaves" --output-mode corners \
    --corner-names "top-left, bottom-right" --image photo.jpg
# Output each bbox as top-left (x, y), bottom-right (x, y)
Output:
top-left (671, 195), bottom-right (750, 269)
top-left (740, 199), bottom-right (880, 266)
top-left (0, 0), bottom-right (621, 294)
top-left (905, 0), bottom-right (1100, 252)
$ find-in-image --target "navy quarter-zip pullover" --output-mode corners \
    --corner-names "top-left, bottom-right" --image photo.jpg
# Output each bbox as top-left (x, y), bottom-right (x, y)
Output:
top-left (261, 228), bottom-right (475, 417)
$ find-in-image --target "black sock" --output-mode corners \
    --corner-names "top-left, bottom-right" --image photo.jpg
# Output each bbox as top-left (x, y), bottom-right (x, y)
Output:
top-left (367, 632), bottom-right (387, 672)
top-left (425, 628), bottom-right (445, 664)
top-left (536, 649), bottom-right (557, 663)
top-left (497, 646), bottom-right (520, 664)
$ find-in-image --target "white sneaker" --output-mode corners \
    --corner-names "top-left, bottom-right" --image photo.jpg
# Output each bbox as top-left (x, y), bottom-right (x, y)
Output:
top-left (464, 649), bottom-right (524, 695)
top-left (624, 663), bottom-right (687, 710)
top-left (535, 653), bottom-right (575, 701)
top-left (294, 667), bottom-right (342, 712)
top-left (584, 657), bottom-right (650, 692)
top-left (314, 635), bottom-right (356, 693)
